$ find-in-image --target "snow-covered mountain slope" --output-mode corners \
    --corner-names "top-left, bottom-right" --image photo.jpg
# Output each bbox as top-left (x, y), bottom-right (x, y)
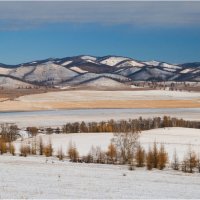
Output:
top-left (115, 60), bottom-right (145, 68)
top-left (9, 62), bottom-right (78, 85)
top-left (81, 55), bottom-right (97, 61)
top-left (80, 77), bottom-right (129, 89)
top-left (61, 72), bottom-right (130, 87)
top-left (99, 56), bottom-right (129, 66)
top-left (115, 67), bottom-right (141, 76)
top-left (9, 65), bottom-right (36, 79)
top-left (0, 76), bottom-right (34, 89)
top-left (142, 60), bottom-right (160, 66)
top-left (0, 55), bottom-right (199, 88)
top-left (0, 67), bottom-right (12, 75)
top-left (129, 67), bottom-right (175, 81)
top-left (70, 66), bottom-right (88, 74)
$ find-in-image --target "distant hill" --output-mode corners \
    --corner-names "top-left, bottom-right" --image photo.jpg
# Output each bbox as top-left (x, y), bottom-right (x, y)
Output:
top-left (0, 55), bottom-right (199, 89)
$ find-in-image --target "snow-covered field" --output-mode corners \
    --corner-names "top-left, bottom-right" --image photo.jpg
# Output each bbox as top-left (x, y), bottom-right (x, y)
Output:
top-left (1, 127), bottom-right (200, 198)
top-left (14, 133), bottom-right (113, 156)
top-left (16, 89), bottom-right (200, 102)
top-left (1, 155), bottom-right (200, 199)
top-left (15, 127), bottom-right (200, 160)
top-left (0, 108), bottom-right (199, 128)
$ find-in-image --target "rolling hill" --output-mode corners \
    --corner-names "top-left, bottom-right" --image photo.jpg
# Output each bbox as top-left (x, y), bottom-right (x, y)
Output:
top-left (0, 55), bottom-right (199, 89)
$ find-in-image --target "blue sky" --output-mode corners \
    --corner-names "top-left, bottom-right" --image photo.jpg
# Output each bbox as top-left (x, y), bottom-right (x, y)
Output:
top-left (0, 1), bottom-right (200, 65)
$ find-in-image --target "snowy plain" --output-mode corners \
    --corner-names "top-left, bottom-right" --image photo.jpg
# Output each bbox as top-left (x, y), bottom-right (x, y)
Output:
top-left (14, 127), bottom-right (200, 160)
top-left (1, 155), bottom-right (200, 199)
top-left (0, 108), bottom-right (199, 128)
top-left (1, 127), bottom-right (200, 199)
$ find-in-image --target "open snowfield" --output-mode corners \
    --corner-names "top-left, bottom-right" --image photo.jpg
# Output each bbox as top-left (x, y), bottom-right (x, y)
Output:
top-left (1, 127), bottom-right (200, 199)
top-left (13, 89), bottom-right (200, 101)
top-left (0, 108), bottom-right (199, 128)
top-left (0, 90), bottom-right (200, 112)
top-left (15, 127), bottom-right (200, 160)
top-left (1, 155), bottom-right (200, 199)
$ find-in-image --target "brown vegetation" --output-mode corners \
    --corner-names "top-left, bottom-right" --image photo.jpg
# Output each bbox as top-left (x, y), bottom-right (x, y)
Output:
top-left (44, 140), bottom-right (53, 157)
top-left (0, 99), bottom-right (200, 112)
top-left (67, 142), bottom-right (79, 162)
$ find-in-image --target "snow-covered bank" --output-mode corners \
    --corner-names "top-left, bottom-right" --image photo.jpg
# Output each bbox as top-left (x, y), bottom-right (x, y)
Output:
top-left (0, 155), bottom-right (200, 199)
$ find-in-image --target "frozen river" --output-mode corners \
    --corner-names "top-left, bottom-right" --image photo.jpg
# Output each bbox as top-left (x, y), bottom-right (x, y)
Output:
top-left (0, 108), bottom-right (199, 128)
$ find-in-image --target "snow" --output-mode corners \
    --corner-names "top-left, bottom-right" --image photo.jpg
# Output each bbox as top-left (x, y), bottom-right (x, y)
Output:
top-left (0, 155), bottom-right (200, 199)
top-left (61, 61), bottom-right (72, 66)
top-left (24, 63), bottom-right (78, 84)
top-left (130, 67), bottom-right (174, 81)
top-left (70, 66), bottom-right (88, 73)
top-left (115, 60), bottom-right (145, 68)
top-left (0, 108), bottom-right (199, 128)
top-left (180, 68), bottom-right (194, 74)
top-left (143, 60), bottom-right (160, 66)
top-left (142, 61), bottom-right (181, 70)
top-left (0, 67), bottom-right (12, 75)
top-left (100, 56), bottom-right (128, 66)
top-left (140, 127), bottom-right (200, 160)
top-left (81, 55), bottom-right (97, 61)
top-left (17, 90), bottom-right (200, 102)
top-left (116, 67), bottom-right (141, 76)
top-left (0, 77), bottom-right (33, 89)
top-left (61, 73), bottom-right (129, 86)
top-left (82, 77), bottom-right (128, 88)
top-left (192, 69), bottom-right (200, 74)
top-left (163, 67), bottom-right (177, 72)
top-left (160, 63), bottom-right (182, 70)
top-left (9, 65), bottom-right (36, 79)
top-left (14, 133), bottom-right (113, 156)
top-left (13, 127), bottom-right (200, 160)
top-left (1, 127), bottom-right (200, 198)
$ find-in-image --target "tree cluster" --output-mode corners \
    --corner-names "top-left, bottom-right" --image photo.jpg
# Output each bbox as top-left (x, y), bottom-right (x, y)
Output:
top-left (62, 116), bottom-right (200, 134)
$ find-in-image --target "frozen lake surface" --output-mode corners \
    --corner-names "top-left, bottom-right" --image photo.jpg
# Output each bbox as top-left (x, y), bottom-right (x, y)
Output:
top-left (0, 108), bottom-right (199, 128)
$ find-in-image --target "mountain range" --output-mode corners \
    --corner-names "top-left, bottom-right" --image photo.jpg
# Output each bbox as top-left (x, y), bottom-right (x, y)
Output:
top-left (0, 55), bottom-right (199, 89)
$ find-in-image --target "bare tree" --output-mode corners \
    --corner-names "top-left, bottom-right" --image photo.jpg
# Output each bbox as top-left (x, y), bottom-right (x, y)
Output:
top-left (106, 143), bottom-right (117, 164)
top-left (67, 141), bottom-right (79, 162)
top-left (182, 146), bottom-right (197, 173)
top-left (113, 130), bottom-right (139, 164)
top-left (146, 147), bottom-right (153, 170)
top-left (135, 143), bottom-right (145, 167)
top-left (158, 144), bottom-right (168, 170)
top-left (171, 149), bottom-right (179, 170)
top-left (57, 147), bottom-right (64, 161)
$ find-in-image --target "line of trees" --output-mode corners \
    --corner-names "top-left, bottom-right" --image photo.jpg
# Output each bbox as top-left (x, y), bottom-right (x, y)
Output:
top-left (62, 116), bottom-right (200, 134)
top-left (0, 134), bottom-right (200, 174)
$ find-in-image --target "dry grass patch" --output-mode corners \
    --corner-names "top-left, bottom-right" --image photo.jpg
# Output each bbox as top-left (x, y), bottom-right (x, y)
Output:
top-left (0, 99), bottom-right (200, 112)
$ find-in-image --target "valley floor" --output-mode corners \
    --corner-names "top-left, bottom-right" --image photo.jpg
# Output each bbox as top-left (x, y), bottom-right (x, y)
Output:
top-left (0, 90), bottom-right (200, 112)
top-left (1, 128), bottom-right (200, 198)
top-left (1, 108), bottom-right (199, 128)
top-left (14, 127), bottom-right (200, 160)
top-left (0, 155), bottom-right (200, 199)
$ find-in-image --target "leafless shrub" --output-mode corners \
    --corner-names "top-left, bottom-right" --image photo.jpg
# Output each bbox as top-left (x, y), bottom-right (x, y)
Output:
top-left (171, 149), bottom-right (179, 170)
top-left (20, 144), bottom-right (31, 157)
top-left (0, 139), bottom-right (7, 154)
top-left (8, 142), bottom-right (15, 156)
top-left (106, 143), bottom-right (117, 164)
top-left (44, 139), bottom-right (53, 157)
top-left (146, 147), bottom-right (153, 170)
top-left (181, 147), bottom-right (197, 173)
top-left (57, 147), bottom-right (64, 161)
top-left (158, 144), bottom-right (168, 170)
top-left (68, 142), bottom-right (79, 162)
top-left (135, 143), bottom-right (145, 167)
